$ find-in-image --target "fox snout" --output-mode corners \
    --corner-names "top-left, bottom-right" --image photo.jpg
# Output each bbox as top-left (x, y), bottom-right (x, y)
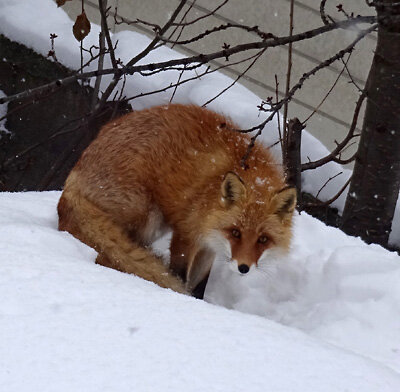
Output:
top-left (238, 264), bottom-right (250, 274)
top-left (229, 257), bottom-right (254, 275)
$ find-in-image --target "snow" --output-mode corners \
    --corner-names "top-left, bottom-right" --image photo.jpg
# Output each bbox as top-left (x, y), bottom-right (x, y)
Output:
top-left (1, 191), bottom-right (400, 392)
top-left (206, 211), bottom-right (400, 373)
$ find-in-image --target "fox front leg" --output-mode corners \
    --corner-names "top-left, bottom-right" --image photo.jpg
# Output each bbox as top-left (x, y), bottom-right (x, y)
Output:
top-left (170, 232), bottom-right (214, 298)
top-left (169, 232), bottom-right (195, 283)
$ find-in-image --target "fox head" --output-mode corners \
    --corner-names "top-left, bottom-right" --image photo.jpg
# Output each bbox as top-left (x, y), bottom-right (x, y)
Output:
top-left (204, 171), bottom-right (297, 275)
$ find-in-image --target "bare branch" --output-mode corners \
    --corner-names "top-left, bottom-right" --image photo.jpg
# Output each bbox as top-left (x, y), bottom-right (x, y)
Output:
top-left (341, 57), bottom-right (364, 92)
top-left (284, 118), bottom-right (304, 197)
top-left (113, 8), bottom-right (161, 32)
top-left (93, 0), bottom-right (189, 114)
top-left (0, 15), bottom-right (378, 106)
top-left (316, 171), bottom-right (343, 199)
top-left (91, 2), bottom-right (107, 108)
top-left (237, 23), bottom-right (376, 167)
top-left (159, 23), bottom-right (275, 46)
top-left (274, 75), bottom-right (282, 149)
top-left (320, 0), bottom-right (330, 25)
top-left (164, 0), bottom-right (197, 50)
top-left (306, 176), bottom-right (351, 208)
top-left (169, 66), bottom-right (185, 103)
top-left (171, 0), bottom-right (230, 27)
top-left (201, 48), bottom-right (266, 107)
top-left (301, 90), bottom-right (367, 171)
top-left (98, 0), bottom-right (117, 69)
top-left (123, 49), bottom-right (266, 103)
top-left (282, 0), bottom-right (295, 163)
top-left (239, 24), bottom-right (376, 137)
top-left (302, 53), bottom-right (351, 124)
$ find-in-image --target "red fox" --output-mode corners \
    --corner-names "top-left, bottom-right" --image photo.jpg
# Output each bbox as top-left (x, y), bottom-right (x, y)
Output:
top-left (58, 104), bottom-right (296, 297)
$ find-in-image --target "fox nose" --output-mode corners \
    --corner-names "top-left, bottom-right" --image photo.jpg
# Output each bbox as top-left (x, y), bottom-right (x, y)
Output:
top-left (238, 264), bottom-right (249, 274)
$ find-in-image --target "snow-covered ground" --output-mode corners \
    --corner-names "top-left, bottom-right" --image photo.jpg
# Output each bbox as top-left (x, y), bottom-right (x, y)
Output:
top-left (205, 212), bottom-right (400, 372)
top-left (1, 191), bottom-right (400, 392)
top-left (1, 1), bottom-right (400, 390)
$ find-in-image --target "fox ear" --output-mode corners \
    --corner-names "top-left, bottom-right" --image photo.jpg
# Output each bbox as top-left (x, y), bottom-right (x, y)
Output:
top-left (220, 172), bottom-right (246, 207)
top-left (272, 186), bottom-right (297, 219)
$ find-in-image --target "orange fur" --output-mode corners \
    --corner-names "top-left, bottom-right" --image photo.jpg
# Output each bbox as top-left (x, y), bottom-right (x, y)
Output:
top-left (58, 104), bottom-right (296, 297)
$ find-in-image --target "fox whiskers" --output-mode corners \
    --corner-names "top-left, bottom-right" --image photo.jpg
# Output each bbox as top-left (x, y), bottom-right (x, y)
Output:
top-left (256, 260), bottom-right (277, 279)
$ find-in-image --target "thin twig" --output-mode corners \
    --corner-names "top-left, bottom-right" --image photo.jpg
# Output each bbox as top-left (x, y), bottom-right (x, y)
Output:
top-left (80, 40), bottom-right (84, 85)
top-left (302, 52), bottom-right (352, 124)
top-left (171, 0), bottom-right (230, 27)
top-left (342, 58), bottom-right (364, 92)
top-left (113, 7), bottom-right (161, 32)
top-left (99, 0), bottom-right (118, 69)
top-left (170, 66), bottom-right (185, 102)
top-left (306, 176), bottom-right (351, 207)
top-left (301, 90), bottom-right (366, 171)
top-left (320, 0), bottom-right (330, 25)
top-left (274, 75), bottom-right (282, 148)
top-left (316, 171), bottom-right (343, 199)
top-left (202, 48), bottom-right (266, 107)
top-left (159, 23), bottom-right (275, 46)
top-left (91, 0), bottom-right (107, 108)
top-left (79, 0), bottom-right (85, 83)
top-left (282, 0), bottom-right (295, 162)
top-left (166, 0), bottom-right (197, 50)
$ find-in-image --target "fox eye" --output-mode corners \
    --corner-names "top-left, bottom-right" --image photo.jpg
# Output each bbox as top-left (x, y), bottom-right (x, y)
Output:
top-left (231, 228), bottom-right (241, 239)
top-left (258, 235), bottom-right (269, 244)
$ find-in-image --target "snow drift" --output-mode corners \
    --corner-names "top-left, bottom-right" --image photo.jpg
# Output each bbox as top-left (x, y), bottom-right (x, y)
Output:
top-left (0, 192), bottom-right (400, 392)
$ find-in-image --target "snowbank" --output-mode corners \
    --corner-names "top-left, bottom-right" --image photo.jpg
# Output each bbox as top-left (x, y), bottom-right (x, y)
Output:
top-left (206, 211), bottom-right (400, 373)
top-left (0, 191), bottom-right (400, 392)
